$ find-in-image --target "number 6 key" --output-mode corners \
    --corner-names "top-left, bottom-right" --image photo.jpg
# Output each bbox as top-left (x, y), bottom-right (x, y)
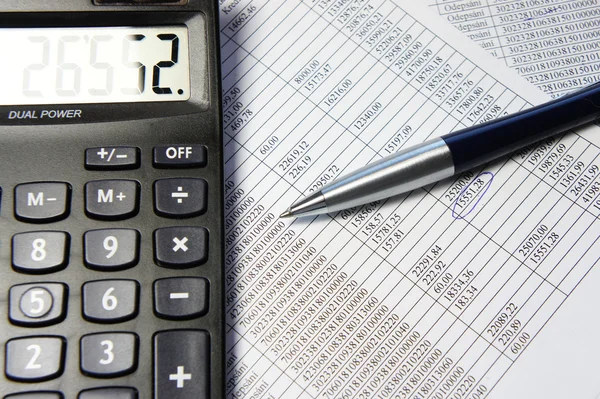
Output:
top-left (82, 280), bottom-right (139, 323)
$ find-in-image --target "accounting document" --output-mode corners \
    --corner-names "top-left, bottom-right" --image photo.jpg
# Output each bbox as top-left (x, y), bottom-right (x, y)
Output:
top-left (220, 0), bottom-right (600, 398)
top-left (427, 0), bottom-right (600, 98)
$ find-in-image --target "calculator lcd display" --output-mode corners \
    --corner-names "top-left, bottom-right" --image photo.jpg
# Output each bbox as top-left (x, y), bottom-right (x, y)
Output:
top-left (0, 26), bottom-right (191, 105)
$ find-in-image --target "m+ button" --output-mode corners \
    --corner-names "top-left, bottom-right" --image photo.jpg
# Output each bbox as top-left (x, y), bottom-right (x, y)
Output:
top-left (85, 180), bottom-right (140, 220)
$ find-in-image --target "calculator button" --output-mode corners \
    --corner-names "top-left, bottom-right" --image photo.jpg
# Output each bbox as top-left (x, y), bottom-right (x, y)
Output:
top-left (85, 147), bottom-right (140, 170)
top-left (154, 278), bottom-right (209, 320)
top-left (154, 178), bottom-right (207, 218)
top-left (153, 145), bottom-right (207, 168)
top-left (15, 182), bottom-right (71, 223)
top-left (5, 336), bottom-right (66, 382)
top-left (154, 227), bottom-right (208, 268)
top-left (4, 392), bottom-right (63, 399)
top-left (84, 229), bottom-right (140, 271)
top-left (82, 280), bottom-right (139, 323)
top-left (9, 283), bottom-right (68, 327)
top-left (12, 231), bottom-right (70, 274)
top-left (80, 333), bottom-right (138, 377)
top-left (154, 330), bottom-right (210, 399)
top-left (85, 180), bottom-right (140, 220)
top-left (78, 387), bottom-right (138, 399)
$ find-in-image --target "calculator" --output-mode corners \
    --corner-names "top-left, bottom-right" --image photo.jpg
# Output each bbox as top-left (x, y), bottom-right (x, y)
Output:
top-left (0, 1), bottom-right (224, 398)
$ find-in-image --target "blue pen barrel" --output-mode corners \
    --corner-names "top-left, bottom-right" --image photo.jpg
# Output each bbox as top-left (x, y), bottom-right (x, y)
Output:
top-left (443, 81), bottom-right (600, 174)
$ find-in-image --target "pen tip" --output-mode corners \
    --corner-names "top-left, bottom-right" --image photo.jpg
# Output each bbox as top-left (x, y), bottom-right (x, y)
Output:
top-left (280, 210), bottom-right (293, 218)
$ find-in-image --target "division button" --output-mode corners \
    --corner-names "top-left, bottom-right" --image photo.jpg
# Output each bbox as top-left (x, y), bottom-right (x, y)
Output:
top-left (85, 180), bottom-right (139, 220)
top-left (85, 147), bottom-right (140, 170)
top-left (154, 330), bottom-right (210, 399)
top-left (5, 336), bottom-right (66, 382)
top-left (153, 145), bottom-right (207, 168)
top-left (84, 229), bottom-right (140, 271)
top-left (9, 283), bottom-right (68, 327)
top-left (12, 231), bottom-right (70, 274)
top-left (154, 178), bottom-right (207, 218)
top-left (154, 227), bottom-right (208, 268)
top-left (154, 278), bottom-right (209, 320)
top-left (15, 182), bottom-right (71, 223)
top-left (82, 280), bottom-right (139, 323)
top-left (80, 333), bottom-right (138, 377)
top-left (78, 387), bottom-right (138, 399)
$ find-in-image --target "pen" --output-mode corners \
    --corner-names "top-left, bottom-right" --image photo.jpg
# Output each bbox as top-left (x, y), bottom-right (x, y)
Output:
top-left (280, 81), bottom-right (600, 218)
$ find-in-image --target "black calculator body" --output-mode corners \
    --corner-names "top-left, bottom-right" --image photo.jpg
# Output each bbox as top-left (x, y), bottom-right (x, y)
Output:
top-left (0, 1), bottom-right (224, 398)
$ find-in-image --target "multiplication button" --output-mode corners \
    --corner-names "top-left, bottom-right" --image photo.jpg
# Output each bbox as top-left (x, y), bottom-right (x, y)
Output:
top-left (154, 227), bottom-right (208, 268)
top-left (85, 147), bottom-right (140, 170)
top-left (15, 182), bottom-right (71, 223)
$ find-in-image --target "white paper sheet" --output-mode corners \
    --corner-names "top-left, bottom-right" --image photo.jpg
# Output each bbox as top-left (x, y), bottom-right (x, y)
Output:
top-left (219, 1), bottom-right (600, 398)
top-left (426, 0), bottom-right (600, 97)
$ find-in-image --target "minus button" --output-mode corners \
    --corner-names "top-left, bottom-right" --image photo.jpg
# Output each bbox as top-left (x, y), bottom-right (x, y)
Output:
top-left (154, 277), bottom-right (208, 320)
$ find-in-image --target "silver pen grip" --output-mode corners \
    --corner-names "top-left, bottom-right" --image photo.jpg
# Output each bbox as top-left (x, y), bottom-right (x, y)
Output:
top-left (321, 138), bottom-right (455, 214)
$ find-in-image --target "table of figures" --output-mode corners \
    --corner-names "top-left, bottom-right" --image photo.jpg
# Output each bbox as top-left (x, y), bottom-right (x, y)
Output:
top-left (219, 0), bottom-right (600, 398)
top-left (428, 0), bottom-right (600, 97)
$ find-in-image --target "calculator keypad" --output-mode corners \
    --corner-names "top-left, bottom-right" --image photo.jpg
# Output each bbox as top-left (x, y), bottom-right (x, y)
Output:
top-left (12, 231), bottom-right (70, 274)
top-left (4, 144), bottom-right (217, 397)
top-left (5, 336), bottom-right (66, 382)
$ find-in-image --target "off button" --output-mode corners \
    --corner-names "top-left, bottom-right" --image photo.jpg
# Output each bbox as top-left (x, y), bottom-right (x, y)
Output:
top-left (153, 145), bottom-right (207, 168)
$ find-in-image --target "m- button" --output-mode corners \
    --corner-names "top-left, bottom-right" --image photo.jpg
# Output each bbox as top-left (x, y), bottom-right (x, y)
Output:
top-left (153, 145), bottom-right (207, 168)
top-left (15, 182), bottom-right (71, 223)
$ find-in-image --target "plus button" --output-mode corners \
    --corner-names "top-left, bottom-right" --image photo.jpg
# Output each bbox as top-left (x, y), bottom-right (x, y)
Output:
top-left (169, 365), bottom-right (192, 388)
